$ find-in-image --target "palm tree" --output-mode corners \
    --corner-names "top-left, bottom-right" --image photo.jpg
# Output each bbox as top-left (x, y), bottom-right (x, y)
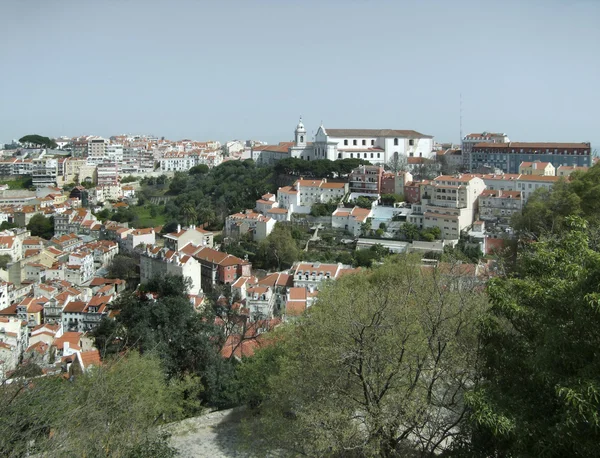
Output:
top-left (181, 203), bottom-right (197, 227)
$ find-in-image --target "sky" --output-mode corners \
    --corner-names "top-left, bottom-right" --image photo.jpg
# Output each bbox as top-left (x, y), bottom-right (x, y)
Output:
top-left (0, 0), bottom-right (598, 148)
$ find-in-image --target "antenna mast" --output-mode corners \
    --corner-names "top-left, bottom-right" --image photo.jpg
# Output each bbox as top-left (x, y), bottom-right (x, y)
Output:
top-left (459, 92), bottom-right (463, 145)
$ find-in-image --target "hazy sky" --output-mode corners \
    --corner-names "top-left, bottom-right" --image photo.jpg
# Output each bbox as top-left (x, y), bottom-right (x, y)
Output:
top-left (1, 0), bottom-right (598, 147)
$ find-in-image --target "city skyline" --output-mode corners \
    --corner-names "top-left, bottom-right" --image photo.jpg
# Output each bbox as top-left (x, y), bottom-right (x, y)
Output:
top-left (1, 0), bottom-right (599, 147)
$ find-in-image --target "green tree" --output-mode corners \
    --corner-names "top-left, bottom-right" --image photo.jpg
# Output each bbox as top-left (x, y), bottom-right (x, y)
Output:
top-left (107, 254), bottom-right (139, 284)
top-left (0, 352), bottom-right (177, 457)
top-left (0, 254), bottom-right (12, 269)
top-left (256, 224), bottom-right (300, 270)
top-left (109, 275), bottom-right (236, 409)
top-left (400, 222), bottom-right (420, 241)
top-left (247, 256), bottom-right (488, 457)
top-left (26, 214), bottom-right (54, 239)
top-left (466, 217), bottom-right (600, 457)
top-left (189, 164), bottom-right (209, 175)
top-left (180, 202), bottom-right (198, 226)
top-left (355, 195), bottom-right (374, 209)
top-left (18, 134), bottom-right (58, 149)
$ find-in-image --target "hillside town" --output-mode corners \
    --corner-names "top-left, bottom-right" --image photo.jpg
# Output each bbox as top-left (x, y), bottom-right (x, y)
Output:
top-left (0, 120), bottom-right (594, 380)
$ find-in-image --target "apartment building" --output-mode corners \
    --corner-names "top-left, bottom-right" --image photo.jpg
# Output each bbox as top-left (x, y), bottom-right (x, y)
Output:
top-left (461, 132), bottom-right (510, 171)
top-left (471, 142), bottom-right (592, 174)
top-left (348, 165), bottom-right (383, 195)
top-left (411, 175), bottom-right (486, 240)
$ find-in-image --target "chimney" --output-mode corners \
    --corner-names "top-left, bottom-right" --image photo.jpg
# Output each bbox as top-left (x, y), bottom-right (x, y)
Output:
top-left (64, 341), bottom-right (69, 352)
top-left (177, 224), bottom-right (181, 233)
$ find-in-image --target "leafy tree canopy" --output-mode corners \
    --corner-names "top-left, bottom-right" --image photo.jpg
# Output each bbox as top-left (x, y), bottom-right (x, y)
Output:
top-left (467, 217), bottom-right (600, 457)
top-left (18, 134), bottom-right (58, 149)
top-left (245, 256), bottom-right (488, 457)
top-left (0, 352), bottom-right (177, 457)
top-left (26, 214), bottom-right (54, 239)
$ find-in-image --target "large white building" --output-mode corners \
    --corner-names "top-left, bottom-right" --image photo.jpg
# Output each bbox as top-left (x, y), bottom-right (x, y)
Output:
top-left (408, 175), bottom-right (486, 240)
top-left (288, 118), bottom-right (434, 165)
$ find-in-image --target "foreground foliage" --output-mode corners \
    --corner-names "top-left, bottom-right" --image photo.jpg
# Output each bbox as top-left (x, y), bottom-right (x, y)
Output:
top-left (467, 217), bottom-right (600, 457)
top-left (0, 352), bottom-right (177, 457)
top-left (245, 256), bottom-right (488, 457)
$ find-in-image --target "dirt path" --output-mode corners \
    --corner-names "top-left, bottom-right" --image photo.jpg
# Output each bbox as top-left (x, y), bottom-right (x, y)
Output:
top-left (166, 409), bottom-right (254, 457)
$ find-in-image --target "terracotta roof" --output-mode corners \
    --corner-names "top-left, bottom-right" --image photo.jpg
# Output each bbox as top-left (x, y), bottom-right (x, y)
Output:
top-left (53, 332), bottom-right (82, 351)
top-left (63, 300), bottom-right (87, 313)
top-left (0, 304), bottom-right (18, 315)
top-left (326, 129), bottom-right (432, 138)
top-left (78, 350), bottom-right (102, 369)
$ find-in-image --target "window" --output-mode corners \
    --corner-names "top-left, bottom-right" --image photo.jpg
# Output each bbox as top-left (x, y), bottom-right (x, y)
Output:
top-left (344, 139), bottom-right (348, 146)
top-left (393, 138), bottom-right (399, 146)
top-left (300, 135), bottom-right (304, 143)
top-left (409, 139), bottom-right (415, 146)
top-left (353, 140), bottom-right (357, 146)
top-left (338, 153), bottom-right (342, 159)
top-left (362, 140), bottom-right (366, 146)
top-left (350, 153), bottom-right (353, 158)
top-left (370, 153), bottom-right (373, 158)
top-left (377, 153), bottom-right (380, 158)
top-left (371, 140), bottom-right (375, 146)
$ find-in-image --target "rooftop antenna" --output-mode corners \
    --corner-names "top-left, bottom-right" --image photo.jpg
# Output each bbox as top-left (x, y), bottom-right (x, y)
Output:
top-left (459, 92), bottom-right (463, 144)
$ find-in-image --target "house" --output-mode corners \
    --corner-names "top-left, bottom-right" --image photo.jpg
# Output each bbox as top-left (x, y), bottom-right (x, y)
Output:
top-left (245, 286), bottom-right (275, 321)
top-left (0, 234), bottom-right (21, 262)
top-left (140, 247), bottom-right (202, 295)
top-left (49, 233), bottom-right (83, 253)
top-left (16, 296), bottom-right (46, 328)
top-left (66, 250), bottom-right (94, 285)
top-left (478, 190), bottom-right (523, 226)
top-left (180, 244), bottom-right (251, 290)
top-left (291, 262), bottom-right (355, 291)
top-left (53, 208), bottom-right (96, 236)
top-left (381, 171), bottom-right (413, 196)
top-left (124, 227), bottom-right (155, 252)
top-left (276, 178), bottom-right (348, 214)
top-left (519, 161), bottom-right (555, 176)
top-left (163, 225), bottom-right (214, 251)
top-left (84, 240), bottom-right (119, 268)
top-left (0, 317), bottom-right (29, 379)
top-left (255, 193), bottom-right (279, 215)
top-left (224, 210), bottom-right (276, 241)
top-left (514, 175), bottom-right (561, 202)
top-left (556, 165), bottom-right (589, 177)
top-left (331, 206), bottom-right (372, 236)
top-left (29, 323), bottom-right (62, 347)
top-left (52, 331), bottom-right (83, 358)
top-left (62, 296), bottom-right (110, 332)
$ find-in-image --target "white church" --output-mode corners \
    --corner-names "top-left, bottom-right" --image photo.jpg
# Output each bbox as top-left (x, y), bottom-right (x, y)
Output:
top-left (288, 118), bottom-right (435, 165)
